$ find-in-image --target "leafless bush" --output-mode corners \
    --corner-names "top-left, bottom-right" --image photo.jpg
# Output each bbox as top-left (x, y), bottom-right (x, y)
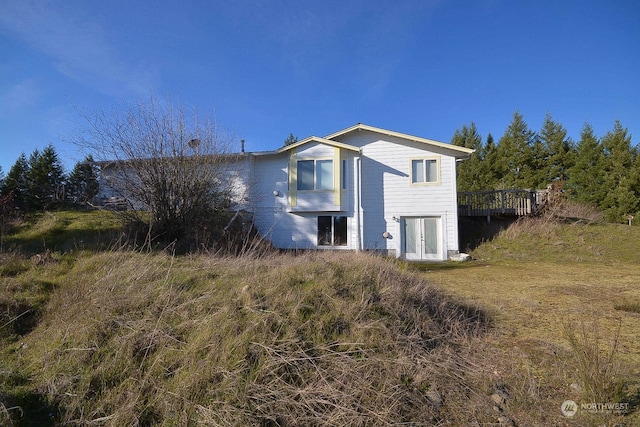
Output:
top-left (73, 96), bottom-right (248, 251)
top-left (546, 198), bottom-right (604, 223)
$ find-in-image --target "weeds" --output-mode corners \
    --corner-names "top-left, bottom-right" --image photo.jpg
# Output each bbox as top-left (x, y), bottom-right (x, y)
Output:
top-left (563, 314), bottom-right (624, 403)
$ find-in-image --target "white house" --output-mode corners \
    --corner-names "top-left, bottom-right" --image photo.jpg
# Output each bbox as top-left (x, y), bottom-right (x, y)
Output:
top-left (97, 123), bottom-right (473, 260)
top-left (248, 124), bottom-right (473, 260)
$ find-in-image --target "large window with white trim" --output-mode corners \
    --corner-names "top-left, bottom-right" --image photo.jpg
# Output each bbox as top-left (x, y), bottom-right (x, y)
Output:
top-left (297, 159), bottom-right (333, 190)
top-left (318, 215), bottom-right (347, 246)
top-left (411, 158), bottom-right (439, 184)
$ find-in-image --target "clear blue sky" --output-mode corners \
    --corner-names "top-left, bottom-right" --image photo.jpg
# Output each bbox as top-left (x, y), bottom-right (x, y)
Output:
top-left (1, 0), bottom-right (638, 174)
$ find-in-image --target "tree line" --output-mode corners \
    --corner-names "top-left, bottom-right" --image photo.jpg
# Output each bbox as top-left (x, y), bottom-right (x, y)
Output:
top-left (452, 112), bottom-right (638, 223)
top-left (0, 145), bottom-right (99, 212)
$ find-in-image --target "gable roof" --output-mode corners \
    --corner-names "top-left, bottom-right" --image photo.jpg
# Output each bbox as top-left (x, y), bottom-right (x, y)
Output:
top-left (252, 136), bottom-right (361, 156)
top-left (324, 123), bottom-right (474, 158)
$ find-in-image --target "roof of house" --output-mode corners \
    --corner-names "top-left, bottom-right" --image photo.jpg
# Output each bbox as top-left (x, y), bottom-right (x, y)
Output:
top-left (326, 123), bottom-right (474, 157)
top-left (94, 124), bottom-right (474, 165)
top-left (253, 123), bottom-right (474, 158)
top-left (252, 136), bottom-right (361, 156)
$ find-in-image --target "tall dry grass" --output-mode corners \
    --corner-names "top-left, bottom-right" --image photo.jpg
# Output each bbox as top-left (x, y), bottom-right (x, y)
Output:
top-left (564, 315), bottom-right (624, 403)
top-left (5, 250), bottom-right (496, 426)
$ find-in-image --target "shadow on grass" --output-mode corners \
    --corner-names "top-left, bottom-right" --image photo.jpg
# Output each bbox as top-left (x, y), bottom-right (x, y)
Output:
top-left (5, 228), bottom-right (121, 255)
top-left (409, 261), bottom-right (489, 272)
top-left (3, 391), bottom-right (59, 426)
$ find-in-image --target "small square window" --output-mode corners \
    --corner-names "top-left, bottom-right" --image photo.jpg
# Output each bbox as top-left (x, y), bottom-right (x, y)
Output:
top-left (411, 158), bottom-right (439, 184)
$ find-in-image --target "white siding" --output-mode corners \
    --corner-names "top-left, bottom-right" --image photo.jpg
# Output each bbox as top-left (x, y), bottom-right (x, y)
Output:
top-left (250, 149), bottom-right (357, 250)
top-left (334, 130), bottom-right (461, 258)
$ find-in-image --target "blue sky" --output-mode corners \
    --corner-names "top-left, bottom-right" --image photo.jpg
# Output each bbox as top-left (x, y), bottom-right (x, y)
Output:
top-left (1, 0), bottom-right (638, 174)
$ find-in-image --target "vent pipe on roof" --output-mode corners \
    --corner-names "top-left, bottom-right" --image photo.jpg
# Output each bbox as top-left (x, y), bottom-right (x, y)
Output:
top-left (240, 139), bottom-right (245, 153)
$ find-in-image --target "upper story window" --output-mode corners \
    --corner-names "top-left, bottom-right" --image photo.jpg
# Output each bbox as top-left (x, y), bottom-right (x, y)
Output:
top-left (411, 158), bottom-right (440, 184)
top-left (297, 159), bottom-right (333, 190)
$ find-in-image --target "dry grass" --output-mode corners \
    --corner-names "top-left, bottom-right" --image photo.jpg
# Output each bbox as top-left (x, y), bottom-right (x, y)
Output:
top-left (2, 211), bottom-right (640, 426)
top-left (427, 217), bottom-right (640, 425)
top-left (2, 249), bottom-right (498, 426)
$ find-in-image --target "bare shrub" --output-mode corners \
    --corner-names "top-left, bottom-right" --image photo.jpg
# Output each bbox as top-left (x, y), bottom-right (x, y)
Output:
top-left (73, 96), bottom-right (248, 251)
top-left (546, 198), bottom-right (604, 223)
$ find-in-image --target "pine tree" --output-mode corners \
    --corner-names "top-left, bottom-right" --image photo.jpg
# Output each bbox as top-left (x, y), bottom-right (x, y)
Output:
top-left (67, 155), bottom-right (99, 204)
top-left (567, 123), bottom-right (605, 205)
top-left (284, 133), bottom-right (299, 146)
top-left (451, 122), bottom-right (484, 191)
top-left (25, 145), bottom-right (66, 210)
top-left (495, 111), bottom-right (537, 189)
top-left (539, 113), bottom-right (574, 185)
top-left (599, 121), bottom-right (638, 222)
top-left (2, 153), bottom-right (29, 210)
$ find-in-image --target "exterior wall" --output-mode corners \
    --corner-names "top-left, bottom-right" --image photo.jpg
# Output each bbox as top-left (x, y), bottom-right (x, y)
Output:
top-left (250, 150), bottom-right (357, 250)
top-left (287, 142), bottom-right (347, 212)
top-left (333, 130), bottom-right (461, 259)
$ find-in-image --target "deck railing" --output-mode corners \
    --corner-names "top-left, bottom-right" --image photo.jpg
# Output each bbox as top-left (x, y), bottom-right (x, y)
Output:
top-left (458, 189), bottom-right (548, 217)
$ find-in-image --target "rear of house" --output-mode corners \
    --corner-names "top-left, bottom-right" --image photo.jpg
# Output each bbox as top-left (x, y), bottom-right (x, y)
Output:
top-left (249, 124), bottom-right (473, 261)
top-left (95, 123), bottom-right (472, 260)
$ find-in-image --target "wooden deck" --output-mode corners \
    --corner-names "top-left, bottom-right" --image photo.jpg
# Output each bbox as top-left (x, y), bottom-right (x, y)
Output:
top-left (458, 189), bottom-right (548, 218)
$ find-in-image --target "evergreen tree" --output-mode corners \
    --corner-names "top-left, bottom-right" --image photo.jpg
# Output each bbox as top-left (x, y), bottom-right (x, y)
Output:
top-left (2, 153), bottom-right (29, 210)
top-left (599, 121), bottom-right (638, 222)
top-left (0, 166), bottom-right (4, 191)
top-left (480, 133), bottom-right (500, 189)
top-left (452, 122), bottom-right (485, 191)
top-left (67, 155), bottom-right (99, 204)
top-left (529, 136), bottom-right (549, 189)
top-left (495, 111), bottom-right (538, 188)
top-left (539, 113), bottom-right (574, 185)
top-left (567, 123), bottom-right (605, 205)
top-left (25, 144), bottom-right (66, 210)
top-left (284, 133), bottom-right (299, 146)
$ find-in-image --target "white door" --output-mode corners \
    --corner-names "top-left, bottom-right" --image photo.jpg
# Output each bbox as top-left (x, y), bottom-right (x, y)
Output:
top-left (403, 217), bottom-right (442, 260)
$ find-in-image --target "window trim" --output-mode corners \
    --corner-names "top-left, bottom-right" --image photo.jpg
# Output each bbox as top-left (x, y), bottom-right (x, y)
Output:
top-left (296, 158), bottom-right (334, 191)
top-left (409, 157), bottom-right (441, 185)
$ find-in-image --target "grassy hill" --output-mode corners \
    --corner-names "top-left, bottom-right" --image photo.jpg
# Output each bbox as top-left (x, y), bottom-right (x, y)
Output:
top-left (1, 211), bottom-right (639, 426)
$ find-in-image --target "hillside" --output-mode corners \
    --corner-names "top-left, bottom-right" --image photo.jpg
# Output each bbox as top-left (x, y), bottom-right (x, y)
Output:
top-left (1, 211), bottom-right (639, 426)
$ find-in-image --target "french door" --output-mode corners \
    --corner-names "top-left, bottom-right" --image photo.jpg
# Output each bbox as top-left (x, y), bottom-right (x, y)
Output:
top-left (403, 217), bottom-right (442, 260)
